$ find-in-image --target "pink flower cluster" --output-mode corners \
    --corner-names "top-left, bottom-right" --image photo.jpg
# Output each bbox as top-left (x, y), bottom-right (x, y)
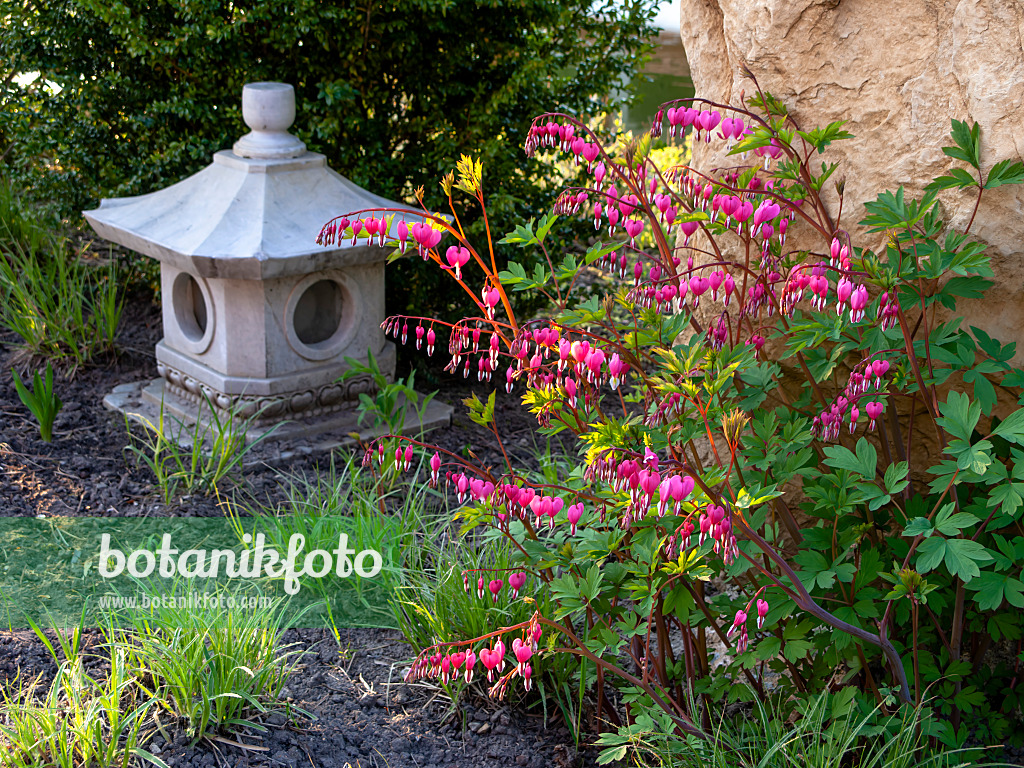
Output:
top-left (383, 318), bottom-right (439, 358)
top-left (811, 358), bottom-right (891, 441)
top-left (405, 623), bottom-right (542, 697)
top-left (663, 518), bottom-right (695, 560)
top-left (317, 214), bottom-right (393, 249)
top-left (554, 189), bottom-right (590, 217)
top-left (659, 107), bottom-right (744, 144)
top-left (507, 326), bottom-right (628, 397)
top-left (528, 494), bottom-right (564, 530)
top-left (524, 120), bottom-right (602, 168)
top-left (660, 502), bottom-right (741, 564)
top-left (779, 238), bottom-right (875, 323)
top-left (430, 470), bottom-right (588, 536)
top-left (317, 214), bottom-right (452, 263)
top-left (698, 504), bottom-right (739, 565)
top-left (386, 321), bottom-right (504, 383)
top-left (727, 597), bottom-right (770, 654)
top-left (499, 485), bottom-right (586, 534)
top-left (400, 445), bottom-right (702, 538)
top-left (448, 472), bottom-right (496, 505)
top-left (465, 570), bottom-right (529, 601)
top-left (877, 290), bottom-right (900, 331)
top-left (641, 264), bottom-right (737, 314)
top-left (520, 117), bottom-right (816, 348)
top-left (588, 182), bottom-right (661, 245)
top-left (585, 449), bottom-right (695, 530)
top-left (680, 174), bottom-right (795, 249)
top-left (414, 647), bottom-right (479, 686)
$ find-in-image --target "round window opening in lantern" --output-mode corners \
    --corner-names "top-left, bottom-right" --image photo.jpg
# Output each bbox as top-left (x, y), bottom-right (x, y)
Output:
top-left (295, 278), bottom-right (343, 345)
top-left (286, 274), bottom-right (356, 360)
top-left (173, 273), bottom-right (209, 342)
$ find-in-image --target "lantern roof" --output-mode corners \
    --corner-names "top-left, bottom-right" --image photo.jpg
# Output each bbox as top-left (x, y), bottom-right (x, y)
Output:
top-left (84, 82), bottom-right (420, 280)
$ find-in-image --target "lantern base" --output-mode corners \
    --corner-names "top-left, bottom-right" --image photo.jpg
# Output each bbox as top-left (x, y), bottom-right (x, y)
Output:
top-left (104, 378), bottom-right (453, 466)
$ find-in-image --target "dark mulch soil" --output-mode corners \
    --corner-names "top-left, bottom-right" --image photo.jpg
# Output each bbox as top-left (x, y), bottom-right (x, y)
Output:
top-left (0, 291), bottom-right (571, 519)
top-left (0, 290), bottom-right (592, 767)
top-left (0, 627), bottom-right (589, 768)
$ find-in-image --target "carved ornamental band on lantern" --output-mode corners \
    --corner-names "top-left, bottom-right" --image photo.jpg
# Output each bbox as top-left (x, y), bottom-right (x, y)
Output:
top-left (86, 82), bottom-right (451, 441)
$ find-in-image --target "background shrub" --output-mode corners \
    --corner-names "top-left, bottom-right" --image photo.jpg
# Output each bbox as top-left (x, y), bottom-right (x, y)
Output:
top-left (0, 0), bottom-right (659, 324)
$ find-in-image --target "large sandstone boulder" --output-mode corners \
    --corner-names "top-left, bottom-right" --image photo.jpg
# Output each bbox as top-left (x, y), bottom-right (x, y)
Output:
top-left (676, 0), bottom-right (1024, 352)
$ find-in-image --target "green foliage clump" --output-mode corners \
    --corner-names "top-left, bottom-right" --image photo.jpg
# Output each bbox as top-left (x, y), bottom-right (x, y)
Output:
top-left (0, 180), bottom-right (124, 374)
top-left (109, 589), bottom-right (303, 744)
top-left (11, 362), bottom-right (63, 442)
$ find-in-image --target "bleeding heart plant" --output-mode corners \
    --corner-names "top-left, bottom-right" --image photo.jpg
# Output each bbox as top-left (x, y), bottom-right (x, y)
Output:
top-left (320, 77), bottom-right (1024, 750)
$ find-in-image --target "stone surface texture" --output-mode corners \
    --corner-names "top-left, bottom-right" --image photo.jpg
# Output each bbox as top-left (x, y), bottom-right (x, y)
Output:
top-left (677, 0), bottom-right (1024, 349)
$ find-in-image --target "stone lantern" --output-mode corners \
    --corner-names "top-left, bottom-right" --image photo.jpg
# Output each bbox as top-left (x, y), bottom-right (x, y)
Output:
top-left (86, 82), bottom-right (450, 443)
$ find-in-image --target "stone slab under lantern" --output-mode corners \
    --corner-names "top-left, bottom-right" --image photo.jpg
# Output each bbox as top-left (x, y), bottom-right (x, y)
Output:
top-left (102, 380), bottom-right (451, 463)
top-left (86, 82), bottom-right (451, 445)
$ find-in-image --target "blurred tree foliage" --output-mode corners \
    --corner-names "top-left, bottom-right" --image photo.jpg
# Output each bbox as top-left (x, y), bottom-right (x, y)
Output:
top-left (0, 0), bottom-right (657, 323)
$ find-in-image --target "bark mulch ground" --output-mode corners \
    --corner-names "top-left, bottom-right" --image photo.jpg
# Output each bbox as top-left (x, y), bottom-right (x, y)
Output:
top-left (0, 291), bottom-right (592, 768)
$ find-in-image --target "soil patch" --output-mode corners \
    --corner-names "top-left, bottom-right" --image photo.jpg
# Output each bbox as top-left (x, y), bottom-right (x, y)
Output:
top-left (0, 290), bottom-right (572, 519)
top-left (0, 627), bottom-right (591, 768)
top-left (1, 290), bottom-right (592, 767)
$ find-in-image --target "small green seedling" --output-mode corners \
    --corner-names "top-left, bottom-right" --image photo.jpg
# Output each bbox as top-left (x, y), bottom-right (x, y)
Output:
top-left (11, 363), bottom-right (63, 442)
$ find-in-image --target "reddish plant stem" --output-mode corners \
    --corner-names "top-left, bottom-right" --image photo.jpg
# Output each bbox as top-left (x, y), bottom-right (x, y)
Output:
top-left (536, 616), bottom-right (706, 740)
top-left (735, 519), bottom-right (913, 704)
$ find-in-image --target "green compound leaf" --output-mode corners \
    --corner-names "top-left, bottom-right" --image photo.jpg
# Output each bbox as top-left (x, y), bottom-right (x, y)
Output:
top-left (985, 158), bottom-right (1024, 189)
top-left (946, 119), bottom-right (981, 169)
top-left (925, 167), bottom-right (978, 192)
top-left (990, 409), bottom-right (1024, 445)
top-left (933, 504), bottom-right (979, 536)
top-left (936, 390), bottom-right (981, 442)
top-left (916, 537), bottom-right (946, 574)
top-left (903, 517), bottom-right (934, 538)
top-left (955, 440), bottom-right (993, 475)
top-left (884, 461), bottom-right (910, 495)
top-left (967, 572), bottom-right (1024, 611)
top-left (822, 438), bottom-right (876, 479)
top-left (988, 481), bottom-right (1024, 518)
top-left (942, 539), bottom-right (994, 582)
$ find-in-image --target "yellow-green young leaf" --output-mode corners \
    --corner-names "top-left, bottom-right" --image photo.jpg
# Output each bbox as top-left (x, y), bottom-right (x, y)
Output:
top-left (462, 391), bottom-right (496, 427)
top-left (635, 131), bottom-right (652, 162)
top-left (454, 154), bottom-right (483, 195)
top-left (661, 548), bottom-right (712, 580)
top-left (454, 504), bottom-right (489, 535)
top-left (733, 486), bottom-right (782, 510)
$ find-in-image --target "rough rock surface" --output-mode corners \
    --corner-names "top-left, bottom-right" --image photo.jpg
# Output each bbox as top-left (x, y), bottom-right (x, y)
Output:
top-left (677, 0), bottom-right (1024, 350)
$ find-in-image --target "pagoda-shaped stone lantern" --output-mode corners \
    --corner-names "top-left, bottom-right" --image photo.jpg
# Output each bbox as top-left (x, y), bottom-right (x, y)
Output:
top-left (87, 82), bottom-right (450, 444)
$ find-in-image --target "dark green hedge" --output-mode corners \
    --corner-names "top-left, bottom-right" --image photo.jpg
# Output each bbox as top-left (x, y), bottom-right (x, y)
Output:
top-left (1, 0), bottom-right (658, 322)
